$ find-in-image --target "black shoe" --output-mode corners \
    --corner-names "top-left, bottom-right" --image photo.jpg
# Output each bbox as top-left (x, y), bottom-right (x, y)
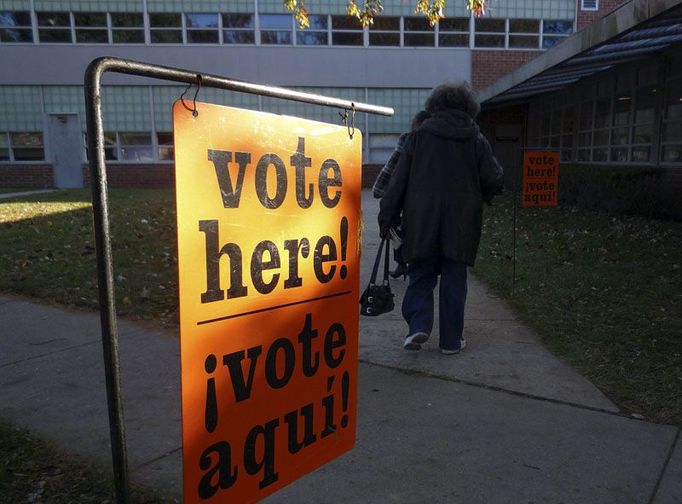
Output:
top-left (389, 263), bottom-right (407, 279)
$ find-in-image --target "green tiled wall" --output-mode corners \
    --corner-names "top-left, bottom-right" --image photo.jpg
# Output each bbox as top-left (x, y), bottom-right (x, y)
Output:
top-left (101, 86), bottom-right (151, 131)
top-left (0, 87), bottom-right (43, 131)
top-left (32, 1), bottom-right (143, 12)
top-left (368, 88), bottom-right (431, 134)
top-left (43, 86), bottom-right (87, 129)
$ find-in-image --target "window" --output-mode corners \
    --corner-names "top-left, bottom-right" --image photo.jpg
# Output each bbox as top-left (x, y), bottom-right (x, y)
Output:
top-left (119, 133), bottom-right (153, 161)
top-left (662, 76), bottom-right (682, 163)
top-left (0, 11), bottom-right (33, 42)
top-left (10, 133), bottom-right (44, 161)
top-left (0, 133), bottom-right (8, 160)
top-left (104, 132), bottom-right (118, 160)
top-left (369, 16), bottom-right (400, 46)
top-left (37, 12), bottom-right (72, 43)
top-left (402, 17), bottom-right (433, 46)
top-left (223, 13), bottom-right (255, 44)
top-left (542, 20), bottom-right (572, 49)
top-left (186, 13), bottom-right (218, 44)
top-left (438, 17), bottom-right (468, 47)
top-left (296, 14), bottom-right (328, 45)
top-left (260, 14), bottom-right (292, 45)
top-left (74, 12), bottom-right (108, 43)
top-left (581, 0), bottom-right (598, 11)
top-left (331, 16), bottom-right (363, 46)
top-left (111, 13), bottom-right (144, 44)
top-left (509, 19), bottom-right (539, 49)
top-left (577, 100), bottom-right (594, 161)
top-left (149, 13), bottom-right (183, 43)
top-left (474, 18), bottom-right (504, 48)
top-left (157, 132), bottom-right (174, 160)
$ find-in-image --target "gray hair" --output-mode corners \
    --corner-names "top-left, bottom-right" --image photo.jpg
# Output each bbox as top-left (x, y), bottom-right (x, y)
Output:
top-left (424, 82), bottom-right (480, 119)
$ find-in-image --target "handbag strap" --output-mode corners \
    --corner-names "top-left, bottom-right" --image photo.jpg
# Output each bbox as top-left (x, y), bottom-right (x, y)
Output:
top-left (369, 238), bottom-right (388, 286)
top-left (381, 235), bottom-right (390, 286)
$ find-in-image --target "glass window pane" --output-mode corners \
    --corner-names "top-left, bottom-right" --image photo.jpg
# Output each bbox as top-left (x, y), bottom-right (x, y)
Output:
top-left (613, 96), bottom-right (631, 126)
top-left (369, 32), bottom-right (399, 46)
top-left (113, 30), bottom-right (144, 43)
top-left (475, 34), bottom-right (504, 48)
top-left (261, 31), bottom-right (291, 44)
top-left (74, 13), bottom-right (107, 26)
top-left (222, 14), bottom-right (254, 28)
top-left (577, 149), bottom-right (590, 161)
top-left (663, 121), bottom-right (682, 142)
top-left (475, 18), bottom-right (505, 32)
top-left (595, 99), bottom-right (610, 128)
top-left (159, 147), bottom-right (174, 160)
top-left (157, 132), bottom-right (173, 144)
top-left (332, 32), bottom-right (363, 45)
top-left (509, 35), bottom-right (538, 48)
top-left (593, 129), bottom-right (609, 145)
top-left (0, 11), bottom-right (31, 26)
top-left (260, 14), bottom-right (291, 29)
top-left (111, 13), bottom-right (143, 28)
top-left (661, 145), bottom-right (682, 162)
top-left (633, 124), bottom-right (653, 144)
top-left (120, 133), bottom-right (151, 145)
top-left (186, 13), bottom-right (218, 28)
top-left (579, 102), bottom-right (593, 130)
top-left (592, 148), bottom-right (607, 161)
top-left (542, 36), bottom-right (565, 49)
top-left (37, 12), bottom-right (70, 26)
top-left (187, 30), bottom-right (218, 43)
top-left (611, 127), bottom-right (629, 145)
top-left (149, 13), bottom-right (181, 27)
top-left (631, 146), bottom-right (650, 162)
top-left (370, 16), bottom-right (399, 30)
top-left (224, 30), bottom-right (255, 44)
top-left (0, 133), bottom-right (6, 147)
top-left (405, 33), bottom-right (434, 46)
top-left (332, 16), bottom-right (361, 30)
top-left (76, 29), bottom-right (108, 43)
top-left (302, 15), bottom-right (327, 30)
top-left (439, 33), bottom-right (468, 47)
top-left (610, 147), bottom-right (628, 162)
top-left (13, 148), bottom-right (44, 161)
top-left (404, 17), bottom-right (430, 31)
top-left (578, 132), bottom-right (592, 146)
top-left (439, 18), bottom-right (468, 31)
top-left (296, 31), bottom-right (327, 45)
top-left (510, 19), bottom-right (539, 33)
top-left (151, 30), bottom-right (182, 43)
top-left (0, 28), bottom-right (32, 42)
top-left (543, 20), bottom-right (573, 34)
top-left (11, 133), bottom-right (43, 146)
top-left (121, 146), bottom-right (153, 161)
top-left (39, 29), bottom-right (72, 42)
top-left (0, 149), bottom-right (8, 161)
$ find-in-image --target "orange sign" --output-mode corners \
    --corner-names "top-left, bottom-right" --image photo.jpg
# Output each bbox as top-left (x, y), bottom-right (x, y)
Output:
top-left (522, 151), bottom-right (560, 207)
top-left (173, 101), bottom-right (361, 503)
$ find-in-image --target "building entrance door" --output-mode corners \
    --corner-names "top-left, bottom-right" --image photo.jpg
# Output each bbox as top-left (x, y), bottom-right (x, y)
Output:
top-left (48, 114), bottom-right (84, 188)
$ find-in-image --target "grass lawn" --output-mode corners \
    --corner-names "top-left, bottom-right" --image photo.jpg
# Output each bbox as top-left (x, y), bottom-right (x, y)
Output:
top-left (473, 193), bottom-right (681, 425)
top-left (0, 419), bottom-right (174, 503)
top-left (0, 188), bottom-right (680, 427)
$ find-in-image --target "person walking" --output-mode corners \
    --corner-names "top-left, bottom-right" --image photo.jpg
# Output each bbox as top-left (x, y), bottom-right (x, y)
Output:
top-left (372, 110), bottom-right (431, 279)
top-left (378, 82), bottom-right (504, 354)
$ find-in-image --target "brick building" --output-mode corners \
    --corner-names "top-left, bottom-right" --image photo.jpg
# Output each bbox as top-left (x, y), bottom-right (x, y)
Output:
top-left (0, 0), bottom-right (627, 188)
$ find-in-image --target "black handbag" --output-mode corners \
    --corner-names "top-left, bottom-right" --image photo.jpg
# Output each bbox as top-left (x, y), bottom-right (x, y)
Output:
top-left (359, 238), bottom-right (395, 316)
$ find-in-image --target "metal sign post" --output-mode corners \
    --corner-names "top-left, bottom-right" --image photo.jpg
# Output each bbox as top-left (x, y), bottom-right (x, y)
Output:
top-left (83, 56), bottom-right (393, 504)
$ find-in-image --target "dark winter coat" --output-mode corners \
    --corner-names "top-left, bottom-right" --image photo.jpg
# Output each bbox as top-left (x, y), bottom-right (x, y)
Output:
top-left (378, 109), bottom-right (504, 266)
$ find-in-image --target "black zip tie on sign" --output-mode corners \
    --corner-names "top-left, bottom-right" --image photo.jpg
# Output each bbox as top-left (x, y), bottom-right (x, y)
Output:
top-left (338, 102), bottom-right (356, 139)
top-left (180, 74), bottom-right (202, 117)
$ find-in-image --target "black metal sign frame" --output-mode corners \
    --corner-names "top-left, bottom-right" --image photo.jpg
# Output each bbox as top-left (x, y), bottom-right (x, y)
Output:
top-left (83, 56), bottom-right (393, 504)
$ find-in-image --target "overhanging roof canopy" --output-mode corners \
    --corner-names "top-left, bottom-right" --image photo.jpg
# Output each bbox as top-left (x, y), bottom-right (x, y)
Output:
top-left (479, 0), bottom-right (682, 107)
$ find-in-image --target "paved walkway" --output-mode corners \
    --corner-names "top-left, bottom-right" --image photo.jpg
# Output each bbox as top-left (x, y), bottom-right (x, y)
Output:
top-left (1, 191), bottom-right (680, 503)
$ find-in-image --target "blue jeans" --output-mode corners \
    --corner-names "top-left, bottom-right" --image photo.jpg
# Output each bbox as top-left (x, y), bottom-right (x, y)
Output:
top-left (402, 256), bottom-right (467, 351)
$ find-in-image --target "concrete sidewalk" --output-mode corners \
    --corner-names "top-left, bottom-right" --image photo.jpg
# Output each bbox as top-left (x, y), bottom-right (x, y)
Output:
top-left (1, 191), bottom-right (680, 503)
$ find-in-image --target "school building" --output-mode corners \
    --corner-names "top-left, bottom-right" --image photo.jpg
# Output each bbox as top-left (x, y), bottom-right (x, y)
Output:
top-left (1, 0), bottom-right (679, 200)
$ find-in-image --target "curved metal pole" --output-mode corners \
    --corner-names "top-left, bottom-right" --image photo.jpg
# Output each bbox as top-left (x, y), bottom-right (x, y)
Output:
top-left (84, 56), bottom-right (394, 504)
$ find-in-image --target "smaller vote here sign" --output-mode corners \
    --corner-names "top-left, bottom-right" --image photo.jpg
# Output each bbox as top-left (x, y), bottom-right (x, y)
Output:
top-left (522, 151), bottom-right (559, 207)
